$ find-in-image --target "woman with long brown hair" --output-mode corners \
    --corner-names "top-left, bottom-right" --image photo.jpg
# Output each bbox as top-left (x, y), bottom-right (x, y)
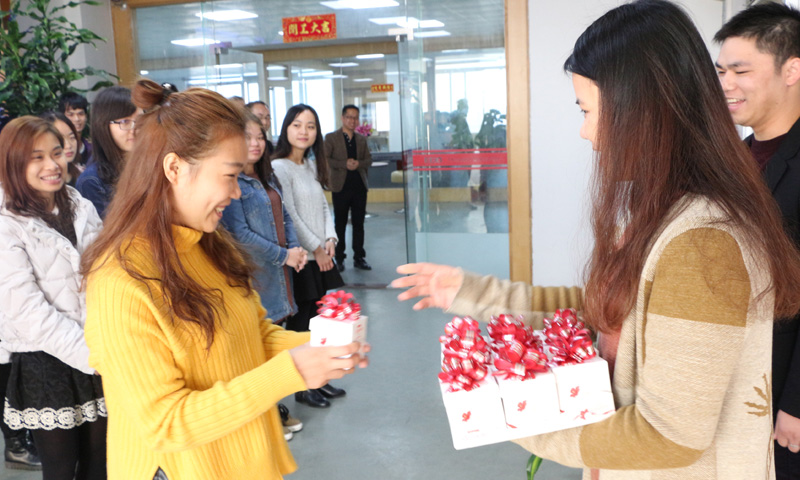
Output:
top-left (393, 1), bottom-right (800, 478)
top-left (81, 80), bottom-right (368, 480)
top-left (272, 104), bottom-right (346, 408)
top-left (39, 111), bottom-right (83, 186)
top-left (0, 116), bottom-right (106, 480)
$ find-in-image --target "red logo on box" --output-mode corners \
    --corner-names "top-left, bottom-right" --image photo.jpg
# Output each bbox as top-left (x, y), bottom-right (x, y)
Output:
top-left (320, 338), bottom-right (327, 345)
top-left (282, 14), bottom-right (337, 43)
top-left (462, 411), bottom-right (471, 422)
top-left (517, 401), bottom-right (527, 412)
top-left (570, 386), bottom-right (580, 398)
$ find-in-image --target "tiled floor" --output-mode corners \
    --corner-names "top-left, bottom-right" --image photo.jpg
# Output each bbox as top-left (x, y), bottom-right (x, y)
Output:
top-left (0, 202), bottom-right (581, 480)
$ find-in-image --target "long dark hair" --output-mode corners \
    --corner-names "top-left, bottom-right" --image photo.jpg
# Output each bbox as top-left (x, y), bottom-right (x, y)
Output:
top-left (272, 104), bottom-right (329, 188)
top-left (39, 111), bottom-right (82, 182)
top-left (565, 0), bottom-right (800, 332)
top-left (81, 79), bottom-right (252, 349)
top-left (90, 86), bottom-right (136, 186)
top-left (244, 111), bottom-right (280, 191)
top-left (0, 116), bottom-right (77, 245)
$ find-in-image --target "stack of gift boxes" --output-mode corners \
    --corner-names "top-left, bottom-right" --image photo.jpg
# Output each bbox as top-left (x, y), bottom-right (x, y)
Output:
top-left (439, 309), bottom-right (615, 450)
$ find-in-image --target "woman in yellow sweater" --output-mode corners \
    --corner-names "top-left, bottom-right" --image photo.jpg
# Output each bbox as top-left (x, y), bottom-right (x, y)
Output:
top-left (81, 79), bottom-right (368, 480)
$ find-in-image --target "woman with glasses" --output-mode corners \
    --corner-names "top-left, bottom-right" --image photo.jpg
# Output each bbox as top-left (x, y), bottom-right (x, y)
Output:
top-left (76, 86), bottom-right (139, 218)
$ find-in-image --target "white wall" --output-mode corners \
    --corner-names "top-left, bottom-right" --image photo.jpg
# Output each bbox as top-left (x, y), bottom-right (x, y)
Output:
top-left (60, 0), bottom-right (117, 100)
top-left (527, 0), bottom-right (725, 286)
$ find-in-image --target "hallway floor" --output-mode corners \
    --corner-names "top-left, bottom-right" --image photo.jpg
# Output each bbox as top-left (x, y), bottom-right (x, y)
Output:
top-left (0, 203), bottom-right (582, 480)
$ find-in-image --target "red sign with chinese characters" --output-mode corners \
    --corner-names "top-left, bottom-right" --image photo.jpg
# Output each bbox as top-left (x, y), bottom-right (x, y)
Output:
top-left (370, 84), bottom-right (394, 93)
top-left (282, 14), bottom-right (337, 43)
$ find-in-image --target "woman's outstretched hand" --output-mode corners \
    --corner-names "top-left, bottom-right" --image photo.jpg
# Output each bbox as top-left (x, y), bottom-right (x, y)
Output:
top-left (289, 342), bottom-right (370, 389)
top-left (391, 263), bottom-right (464, 311)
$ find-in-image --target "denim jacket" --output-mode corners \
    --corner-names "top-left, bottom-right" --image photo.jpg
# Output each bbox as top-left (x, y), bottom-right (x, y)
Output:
top-left (221, 173), bottom-right (299, 321)
top-left (75, 161), bottom-right (112, 219)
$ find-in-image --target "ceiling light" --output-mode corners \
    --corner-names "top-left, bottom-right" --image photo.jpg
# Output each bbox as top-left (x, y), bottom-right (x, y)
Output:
top-left (369, 16), bottom-right (443, 29)
top-left (321, 0), bottom-right (398, 9)
top-left (300, 70), bottom-right (334, 77)
top-left (442, 49), bottom-right (468, 54)
top-left (356, 54), bottom-right (384, 59)
top-left (139, 70), bottom-right (149, 75)
top-left (170, 37), bottom-right (219, 47)
top-left (269, 76), bottom-right (289, 81)
top-left (267, 65), bottom-right (287, 71)
top-left (435, 60), bottom-right (506, 70)
top-left (214, 63), bottom-right (243, 69)
top-left (418, 20), bottom-right (444, 28)
top-left (195, 10), bottom-right (257, 21)
top-left (329, 62), bottom-right (359, 67)
top-left (415, 30), bottom-right (451, 38)
top-left (327, 74), bottom-right (348, 79)
top-left (278, 31), bottom-right (284, 36)
top-left (353, 78), bottom-right (374, 82)
top-left (369, 16), bottom-right (406, 25)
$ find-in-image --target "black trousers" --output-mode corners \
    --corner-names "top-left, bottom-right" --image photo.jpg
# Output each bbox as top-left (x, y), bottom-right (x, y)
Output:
top-left (332, 175), bottom-right (367, 262)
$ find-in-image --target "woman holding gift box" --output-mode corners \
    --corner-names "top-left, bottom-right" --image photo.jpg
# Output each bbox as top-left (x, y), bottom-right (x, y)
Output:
top-left (393, 1), bottom-right (800, 479)
top-left (81, 79), bottom-right (368, 480)
top-left (273, 105), bottom-right (347, 408)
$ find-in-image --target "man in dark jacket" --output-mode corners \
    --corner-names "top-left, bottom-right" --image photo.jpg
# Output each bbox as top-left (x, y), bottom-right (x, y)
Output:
top-left (716, 5), bottom-right (800, 479)
top-left (324, 105), bottom-right (373, 272)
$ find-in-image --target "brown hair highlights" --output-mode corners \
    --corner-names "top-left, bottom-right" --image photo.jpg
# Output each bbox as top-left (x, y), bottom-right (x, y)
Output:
top-left (0, 116), bottom-right (76, 243)
top-left (81, 79), bottom-right (252, 349)
top-left (565, 0), bottom-right (800, 332)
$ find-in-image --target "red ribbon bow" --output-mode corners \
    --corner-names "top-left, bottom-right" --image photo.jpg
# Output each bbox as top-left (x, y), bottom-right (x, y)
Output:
top-left (439, 317), bottom-right (491, 392)
top-left (487, 314), bottom-right (548, 379)
top-left (543, 309), bottom-right (596, 365)
top-left (316, 290), bottom-right (360, 322)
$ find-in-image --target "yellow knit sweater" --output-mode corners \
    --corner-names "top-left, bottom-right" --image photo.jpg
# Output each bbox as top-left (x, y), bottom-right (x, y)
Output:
top-left (84, 226), bottom-right (310, 479)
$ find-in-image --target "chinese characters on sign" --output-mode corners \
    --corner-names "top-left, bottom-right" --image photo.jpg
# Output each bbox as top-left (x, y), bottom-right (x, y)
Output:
top-left (282, 14), bottom-right (337, 43)
top-left (370, 84), bottom-right (394, 93)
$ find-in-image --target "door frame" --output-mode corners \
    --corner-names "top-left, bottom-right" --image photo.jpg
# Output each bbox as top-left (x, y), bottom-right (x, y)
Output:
top-left (110, 0), bottom-right (533, 283)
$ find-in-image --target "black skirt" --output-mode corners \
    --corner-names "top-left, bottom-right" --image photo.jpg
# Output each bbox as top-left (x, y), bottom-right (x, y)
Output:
top-left (4, 351), bottom-right (106, 431)
top-left (292, 259), bottom-right (345, 303)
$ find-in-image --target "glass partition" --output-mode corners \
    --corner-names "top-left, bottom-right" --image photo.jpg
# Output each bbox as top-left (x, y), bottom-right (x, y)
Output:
top-left (129, 0), bottom-right (509, 277)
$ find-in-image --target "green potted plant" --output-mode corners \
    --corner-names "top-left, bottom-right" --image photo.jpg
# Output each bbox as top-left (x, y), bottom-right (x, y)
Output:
top-left (0, 0), bottom-right (115, 118)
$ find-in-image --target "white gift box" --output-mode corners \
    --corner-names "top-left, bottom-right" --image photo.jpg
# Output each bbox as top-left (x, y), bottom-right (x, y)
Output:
top-left (549, 356), bottom-right (615, 427)
top-left (309, 314), bottom-right (368, 347)
top-left (439, 377), bottom-right (508, 450)
top-left (495, 371), bottom-right (561, 431)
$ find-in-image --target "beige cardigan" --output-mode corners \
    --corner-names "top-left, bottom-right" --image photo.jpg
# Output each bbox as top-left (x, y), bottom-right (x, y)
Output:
top-left (449, 196), bottom-right (775, 480)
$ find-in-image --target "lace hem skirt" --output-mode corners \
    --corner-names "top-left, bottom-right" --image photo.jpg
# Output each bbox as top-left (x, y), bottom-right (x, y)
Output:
top-left (3, 351), bottom-right (106, 430)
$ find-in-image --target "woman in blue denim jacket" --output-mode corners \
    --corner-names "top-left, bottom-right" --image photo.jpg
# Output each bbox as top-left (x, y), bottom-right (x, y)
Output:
top-left (221, 113), bottom-right (308, 439)
top-left (221, 113), bottom-right (307, 323)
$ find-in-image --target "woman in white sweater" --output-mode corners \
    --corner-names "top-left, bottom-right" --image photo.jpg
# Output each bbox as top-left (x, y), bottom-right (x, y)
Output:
top-left (273, 104), bottom-right (345, 408)
top-left (0, 117), bottom-right (106, 479)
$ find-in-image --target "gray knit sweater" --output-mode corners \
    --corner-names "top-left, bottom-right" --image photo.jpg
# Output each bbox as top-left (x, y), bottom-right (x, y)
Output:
top-left (272, 157), bottom-right (336, 261)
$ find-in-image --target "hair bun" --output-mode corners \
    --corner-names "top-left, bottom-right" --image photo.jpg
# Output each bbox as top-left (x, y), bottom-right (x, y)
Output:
top-left (132, 78), bottom-right (172, 111)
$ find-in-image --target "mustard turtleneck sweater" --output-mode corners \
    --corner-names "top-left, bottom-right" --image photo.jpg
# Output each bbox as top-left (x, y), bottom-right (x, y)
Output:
top-left (84, 226), bottom-right (310, 479)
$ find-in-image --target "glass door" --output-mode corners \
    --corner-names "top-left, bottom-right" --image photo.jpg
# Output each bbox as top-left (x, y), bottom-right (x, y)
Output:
top-left (397, 33), bottom-right (511, 278)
